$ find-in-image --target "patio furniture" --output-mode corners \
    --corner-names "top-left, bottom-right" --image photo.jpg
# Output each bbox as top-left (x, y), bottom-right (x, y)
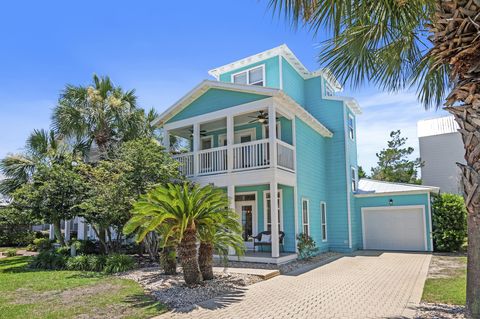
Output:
top-left (253, 231), bottom-right (285, 252)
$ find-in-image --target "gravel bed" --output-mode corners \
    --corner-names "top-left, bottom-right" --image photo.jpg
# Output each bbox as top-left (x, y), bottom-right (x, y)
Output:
top-left (415, 303), bottom-right (466, 318)
top-left (120, 267), bottom-right (263, 310)
top-left (214, 251), bottom-right (341, 274)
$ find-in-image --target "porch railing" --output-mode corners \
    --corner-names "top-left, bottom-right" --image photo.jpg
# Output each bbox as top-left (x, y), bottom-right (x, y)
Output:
top-left (198, 146), bottom-right (228, 175)
top-left (276, 140), bottom-right (295, 171)
top-left (233, 139), bottom-right (270, 170)
top-left (172, 152), bottom-right (194, 177)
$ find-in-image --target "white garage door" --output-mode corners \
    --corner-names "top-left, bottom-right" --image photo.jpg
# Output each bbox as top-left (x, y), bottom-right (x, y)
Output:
top-left (362, 206), bottom-right (427, 251)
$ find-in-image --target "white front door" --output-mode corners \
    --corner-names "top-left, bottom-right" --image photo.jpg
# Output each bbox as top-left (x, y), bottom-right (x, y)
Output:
top-left (235, 200), bottom-right (257, 249)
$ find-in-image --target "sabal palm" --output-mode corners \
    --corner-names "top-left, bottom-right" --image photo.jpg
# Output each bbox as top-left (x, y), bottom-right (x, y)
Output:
top-left (51, 74), bottom-right (146, 158)
top-left (268, 0), bottom-right (479, 315)
top-left (125, 183), bottom-right (240, 285)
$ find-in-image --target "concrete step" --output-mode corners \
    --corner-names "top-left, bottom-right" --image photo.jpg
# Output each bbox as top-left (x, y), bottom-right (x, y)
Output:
top-left (213, 267), bottom-right (280, 280)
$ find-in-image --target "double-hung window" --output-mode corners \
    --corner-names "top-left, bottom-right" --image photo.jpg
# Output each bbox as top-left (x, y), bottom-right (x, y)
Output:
top-left (302, 198), bottom-right (309, 236)
top-left (348, 114), bottom-right (355, 140)
top-left (351, 167), bottom-right (357, 192)
top-left (321, 202), bottom-right (327, 241)
top-left (232, 65), bottom-right (264, 86)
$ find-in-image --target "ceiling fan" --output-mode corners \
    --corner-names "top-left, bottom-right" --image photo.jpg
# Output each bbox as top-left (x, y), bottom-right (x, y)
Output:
top-left (248, 110), bottom-right (278, 125)
top-left (188, 128), bottom-right (207, 137)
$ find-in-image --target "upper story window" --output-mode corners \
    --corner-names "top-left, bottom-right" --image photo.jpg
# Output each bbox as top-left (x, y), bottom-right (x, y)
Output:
top-left (232, 65), bottom-right (264, 86)
top-left (351, 167), bottom-right (357, 192)
top-left (348, 114), bottom-right (355, 140)
top-left (325, 83), bottom-right (335, 97)
top-left (302, 198), bottom-right (310, 236)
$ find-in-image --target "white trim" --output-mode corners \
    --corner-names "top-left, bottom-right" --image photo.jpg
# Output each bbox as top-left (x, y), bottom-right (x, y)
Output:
top-left (355, 190), bottom-right (438, 198)
top-left (262, 121), bottom-right (281, 140)
top-left (321, 202), bottom-right (328, 242)
top-left (200, 136), bottom-right (213, 150)
top-left (208, 44), bottom-right (342, 91)
top-left (235, 191), bottom-right (258, 243)
top-left (234, 128), bottom-right (256, 144)
top-left (231, 64), bottom-right (266, 87)
top-left (361, 205), bottom-right (428, 251)
top-left (427, 192), bottom-right (433, 251)
top-left (351, 166), bottom-right (358, 192)
top-left (343, 106), bottom-right (353, 249)
top-left (263, 189), bottom-right (284, 232)
top-left (301, 198), bottom-right (310, 236)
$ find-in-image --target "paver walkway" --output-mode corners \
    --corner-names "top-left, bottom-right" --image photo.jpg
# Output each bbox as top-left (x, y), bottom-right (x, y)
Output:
top-left (160, 252), bottom-right (431, 319)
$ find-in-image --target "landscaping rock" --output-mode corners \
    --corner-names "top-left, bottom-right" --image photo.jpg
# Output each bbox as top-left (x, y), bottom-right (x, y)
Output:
top-left (415, 302), bottom-right (466, 318)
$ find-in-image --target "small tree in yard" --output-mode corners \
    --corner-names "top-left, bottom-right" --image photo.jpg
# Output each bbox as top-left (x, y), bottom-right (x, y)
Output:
top-left (432, 193), bottom-right (467, 252)
top-left (371, 130), bottom-right (422, 184)
top-left (12, 158), bottom-right (85, 246)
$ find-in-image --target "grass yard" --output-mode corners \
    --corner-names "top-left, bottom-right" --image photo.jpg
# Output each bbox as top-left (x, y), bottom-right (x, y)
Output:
top-left (0, 256), bottom-right (167, 319)
top-left (422, 255), bottom-right (467, 305)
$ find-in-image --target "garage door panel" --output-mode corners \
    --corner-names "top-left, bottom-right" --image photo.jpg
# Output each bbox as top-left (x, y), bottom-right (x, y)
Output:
top-left (363, 207), bottom-right (426, 251)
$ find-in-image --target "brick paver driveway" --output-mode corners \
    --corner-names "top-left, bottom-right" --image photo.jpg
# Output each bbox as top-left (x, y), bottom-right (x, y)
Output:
top-left (161, 252), bottom-right (431, 319)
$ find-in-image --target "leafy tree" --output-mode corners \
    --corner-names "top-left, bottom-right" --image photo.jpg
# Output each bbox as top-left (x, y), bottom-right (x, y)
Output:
top-left (12, 158), bottom-right (85, 245)
top-left (0, 206), bottom-right (39, 247)
top-left (268, 1), bottom-right (480, 313)
top-left (432, 193), bottom-right (467, 252)
top-left (51, 74), bottom-right (156, 159)
top-left (358, 166), bottom-right (368, 179)
top-left (370, 130), bottom-right (422, 184)
top-left (125, 183), bottom-right (243, 285)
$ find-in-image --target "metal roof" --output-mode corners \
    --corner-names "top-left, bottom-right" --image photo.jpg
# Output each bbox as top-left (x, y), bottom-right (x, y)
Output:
top-left (356, 179), bottom-right (440, 197)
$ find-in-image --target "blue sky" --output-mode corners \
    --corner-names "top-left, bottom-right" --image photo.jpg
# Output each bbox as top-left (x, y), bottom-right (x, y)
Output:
top-left (0, 0), bottom-right (446, 172)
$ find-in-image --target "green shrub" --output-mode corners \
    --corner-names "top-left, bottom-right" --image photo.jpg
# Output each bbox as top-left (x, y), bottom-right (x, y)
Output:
top-left (71, 240), bottom-right (99, 255)
top-left (66, 254), bottom-right (106, 272)
top-left (31, 238), bottom-right (52, 252)
top-left (87, 254), bottom-right (106, 272)
top-left (5, 248), bottom-right (17, 257)
top-left (0, 207), bottom-right (38, 246)
top-left (432, 193), bottom-right (467, 252)
top-left (55, 246), bottom-right (71, 256)
top-left (29, 251), bottom-right (67, 270)
top-left (297, 233), bottom-right (318, 260)
top-left (103, 254), bottom-right (136, 274)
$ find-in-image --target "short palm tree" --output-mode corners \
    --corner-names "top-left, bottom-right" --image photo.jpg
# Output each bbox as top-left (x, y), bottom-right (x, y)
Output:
top-left (125, 183), bottom-right (242, 285)
top-left (198, 211), bottom-right (245, 280)
top-left (268, 0), bottom-right (480, 315)
top-left (51, 74), bottom-right (147, 158)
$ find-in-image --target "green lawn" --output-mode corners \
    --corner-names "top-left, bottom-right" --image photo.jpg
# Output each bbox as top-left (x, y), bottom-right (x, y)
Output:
top-left (422, 256), bottom-right (467, 305)
top-left (0, 256), bottom-right (167, 319)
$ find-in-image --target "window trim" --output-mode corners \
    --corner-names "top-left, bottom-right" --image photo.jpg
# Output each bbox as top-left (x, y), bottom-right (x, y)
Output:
top-left (351, 167), bottom-right (357, 192)
top-left (200, 136), bottom-right (213, 150)
top-left (263, 189), bottom-right (283, 232)
top-left (262, 121), bottom-right (281, 140)
top-left (348, 114), bottom-right (355, 140)
top-left (301, 198), bottom-right (310, 236)
top-left (231, 65), bottom-right (266, 87)
top-left (321, 202), bottom-right (327, 242)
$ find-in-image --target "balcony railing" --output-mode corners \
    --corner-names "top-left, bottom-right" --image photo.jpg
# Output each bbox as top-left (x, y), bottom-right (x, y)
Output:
top-left (172, 139), bottom-right (295, 177)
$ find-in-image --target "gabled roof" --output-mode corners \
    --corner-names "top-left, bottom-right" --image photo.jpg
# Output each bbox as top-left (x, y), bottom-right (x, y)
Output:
top-left (355, 179), bottom-right (440, 197)
top-left (207, 44), bottom-right (343, 92)
top-left (153, 80), bottom-right (333, 138)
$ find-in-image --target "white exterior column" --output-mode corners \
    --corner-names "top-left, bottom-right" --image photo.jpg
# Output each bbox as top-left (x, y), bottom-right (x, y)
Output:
top-left (77, 217), bottom-right (87, 240)
top-left (268, 105), bottom-right (277, 168)
top-left (227, 185), bottom-right (236, 255)
top-left (193, 123), bottom-right (200, 176)
top-left (49, 224), bottom-right (55, 240)
top-left (64, 220), bottom-right (71, 242)
top-left (162, 129), bottom-right (170, 150)
top-left (269, 181), bottom-right (280, 258)
top-left (226, 115), bottom-right (234, 172)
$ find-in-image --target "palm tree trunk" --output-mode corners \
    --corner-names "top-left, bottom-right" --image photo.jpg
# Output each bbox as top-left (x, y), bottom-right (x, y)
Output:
top-left (432, 1), bottom-right (480, 316)
top-left (177, 227), bottom-right (202, 285)
top-left (53, 219), bottom-right (65, 246)
top-left (160, 246), bottom-right (177, 275)
top-left (198, 241), bottom-right (214, 280)
top-left (144, 231), bottom-right (159, 260)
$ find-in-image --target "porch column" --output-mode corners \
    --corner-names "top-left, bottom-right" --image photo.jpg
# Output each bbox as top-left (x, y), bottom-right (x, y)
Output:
top-left (227, 185), bottom-right (236, 255)
top-left (268, 105), bottom-right (277, 168)
top-left (269, 181), bottom-right (280, 258)
top-left (64, 220), bottom-right (71, 242)
top-left (77, 217), bottom-right (87, 240)
top-left (49, 224), bottom-right (55, 240)
top-left (226, 115), bottom-right (234, 172)
top-left (193, 123), bottom-right (200, 176)
top-left (162, 129), bottom-right (170, 150)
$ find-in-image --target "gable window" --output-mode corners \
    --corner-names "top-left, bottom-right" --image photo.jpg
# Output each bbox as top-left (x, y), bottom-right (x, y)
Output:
top-left (302, 198), bottom-right (309, 236)
top-left (351, 167), bottom-right (357, 192)
top-left (348, 114), bottom-right (355, 140)
top-left (264, 190), bottom-right (283, 232)
top-left (232, 65), bottom-right (264, 86)
top-left (325, 83), bottom-right (334, 97)
top-left (321, 202), bottom-right (327, 241)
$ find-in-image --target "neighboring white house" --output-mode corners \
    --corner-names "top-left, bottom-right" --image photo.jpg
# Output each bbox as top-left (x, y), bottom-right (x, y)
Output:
top-left (417, 116), bottom-right (465, 194)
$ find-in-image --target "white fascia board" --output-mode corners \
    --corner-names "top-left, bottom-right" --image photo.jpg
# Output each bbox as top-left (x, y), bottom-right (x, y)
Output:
top-left (324, 95), bottom-right (362, 115)
top-left (354, 189), bottom-right (440, 198)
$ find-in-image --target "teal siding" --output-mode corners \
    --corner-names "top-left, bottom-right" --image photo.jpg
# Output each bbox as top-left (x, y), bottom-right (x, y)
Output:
top-left (219, 56), bottom-right (280, 89)
top-left (295, 117), bottom-right (329, 252)
top-left (282, 57), bottom-right (305, 106)
top-left (166, 89), bottom-right (269, 123)
top-left (354, 193), bottom-right (433, 251)
top-left (279, 117), bottom-right (293, 145)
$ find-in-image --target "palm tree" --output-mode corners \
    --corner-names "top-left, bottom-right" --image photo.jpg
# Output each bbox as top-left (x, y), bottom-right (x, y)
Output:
top-left (268, 0), bottom-right (479, 315)
top-left (51, 74), bottom-right (147, 159)
top-left (125, 183), bottom-right (242, 285)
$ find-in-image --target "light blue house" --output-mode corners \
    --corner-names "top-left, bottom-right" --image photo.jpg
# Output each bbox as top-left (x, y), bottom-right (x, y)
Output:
top-left (154, 45), bottom-right (439, 264)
